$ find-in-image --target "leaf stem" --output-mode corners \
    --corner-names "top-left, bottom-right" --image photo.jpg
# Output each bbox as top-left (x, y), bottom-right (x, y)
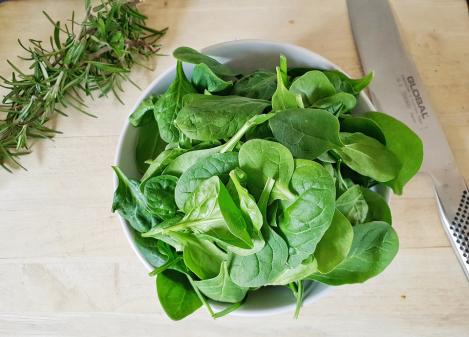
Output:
top-left (187, 274), bottom-right (215, 317)
top-left (148, 256), bottom-right (182, 277)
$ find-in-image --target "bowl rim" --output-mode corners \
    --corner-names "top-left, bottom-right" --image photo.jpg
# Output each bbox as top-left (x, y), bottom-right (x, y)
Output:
top-left (113, 39), bottom-right (378, 317)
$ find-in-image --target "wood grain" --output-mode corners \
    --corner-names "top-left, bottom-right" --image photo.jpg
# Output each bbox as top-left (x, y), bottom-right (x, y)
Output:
top-left (0, 0), bottom-right (468, 336)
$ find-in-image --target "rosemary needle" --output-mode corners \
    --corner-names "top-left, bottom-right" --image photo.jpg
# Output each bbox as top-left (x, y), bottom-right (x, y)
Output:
top-left (0, 0), bottom-right (167, 172)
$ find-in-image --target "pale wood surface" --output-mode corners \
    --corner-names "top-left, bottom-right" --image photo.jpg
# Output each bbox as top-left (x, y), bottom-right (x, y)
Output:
top-left (0, 0), bottom-right (469, 336)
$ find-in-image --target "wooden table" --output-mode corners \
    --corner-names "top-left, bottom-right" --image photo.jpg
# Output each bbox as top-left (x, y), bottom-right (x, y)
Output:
top-left (1, 1), bottom-right (468, 336)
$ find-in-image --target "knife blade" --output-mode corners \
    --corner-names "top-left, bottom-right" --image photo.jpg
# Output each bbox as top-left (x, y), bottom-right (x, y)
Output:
top-left (347, 0), bottom-right (469, 279)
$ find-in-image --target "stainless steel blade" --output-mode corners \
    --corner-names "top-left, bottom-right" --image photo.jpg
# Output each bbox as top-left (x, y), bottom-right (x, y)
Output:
top-left (347, 0), bottom-right (469, 279)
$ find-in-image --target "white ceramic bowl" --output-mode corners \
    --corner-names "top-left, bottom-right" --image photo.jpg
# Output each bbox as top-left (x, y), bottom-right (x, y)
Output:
top-left (114, 39), bottom-right (384, 317)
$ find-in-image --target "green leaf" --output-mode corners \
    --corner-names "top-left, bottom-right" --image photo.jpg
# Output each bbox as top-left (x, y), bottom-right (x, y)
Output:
top-left (272, 65), bottom-right (301, 111)
top-left (225, 169), bottom-right (265, 256)
top-left (258, 177), bottom-right (276, 225)
top-left (141, 148), bottom-right (187, 183)
top-left (336, 185), bottom-right (369, 225)
top-left (269, 108), bottom-right (342, 160)
top-left (156, 269), bottom-right (202, 320)
top-left (175, 94), bottom-right (270, 141)
top-left (229, 169), bottom-right (263, 232)
top-left (164, 145), bottom-right (223, 177)
top-left (131, 228), bottom-right (175, 268)
top-left (315, 209), bottom-right (353, 273)
top-left (194, 262), bottom-right (248, 303)
top-left (340, 115), bottom-right (386, 144)
top-left (191, 63), bottom-right (232, 92)
top-left (164, 113), bottom-right (275, 177)
top-left (153, 61), bottom-right (197, 143)
top-left (232, 70), bottom-right (276, 100)
top-left (322, 70), bottom-right (373, 95)
top-left (279, 54), bottom-right (288, 85)
top-left (312, 92), bottom-right (357, 116)
top-left (361, 187), bottom-right (392, 224)
top-left (363, 112), bottom-right (423, 194)
top-left (308, 221), bottom-right (398, 285)
top-left (111, 167), bottom-right (156, 232)
top-left (174, 233), bottom-right (226, 280)
top-left (230, 226), bottom-right (289, 287)
top-left (87, 60), bottom-right (127, 73)
top-left (335, 132), bottom-right (401, 182)
top-left (173, 46), bottom-right (236, 77)
top-left (135, 121), bottom-right (166, 174)
top-left (148, 176), bottom-right (253, 250)
top-left (218, 112), bottom-right (277, 153)
top-left (142, 175), bottom-right (178, 220)
top-left (129, 96), bottom-right (158, 127)
top-left (280, 159), bottom-right (336, 267)
top-left (174, 152), bottom-right (239, 210)
top-left (289, 70), bottom-right (336, 106)
top-left (238, 139), bottom-right (295, 200)
top-left (268, 257), bottom-right (318, 285)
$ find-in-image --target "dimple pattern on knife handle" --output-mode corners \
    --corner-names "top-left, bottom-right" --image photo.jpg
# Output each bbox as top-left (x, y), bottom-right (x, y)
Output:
top-left (449, 190), bottom-right (469, 265)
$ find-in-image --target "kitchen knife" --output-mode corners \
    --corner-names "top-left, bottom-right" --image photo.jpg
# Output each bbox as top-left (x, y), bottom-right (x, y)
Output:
top-left (347, 0), bottom-right (469, 279)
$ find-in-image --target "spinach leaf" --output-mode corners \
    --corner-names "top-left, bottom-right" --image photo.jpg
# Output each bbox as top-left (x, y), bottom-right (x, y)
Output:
top-left (143, 175), bottom-right (178, 220)
top-left (175, 94), bottom-right (270, 141)
top-left (165, 113), bottom-right (276, 177)
top-left (238, 139), bottom-right (295, 200)
top-left (280, 159), bottom-right (336, 267)
top-left (279, 54), bottom-right (289, 85)
top-left (289, 70), bottom-right (335, 106)
top-left (336, 185), bottom-right (368, 225)
top-left (129, 96), bottom-right (158, 127)
top-left (218, 113), bottom-right (276, 153)
top-left (312, 92), bottom-right (356, 116)
top-left (361, 187), bottom-right (392, 224)
top-left (290, 159), bottom-right (336, 195)
top-left (173, 46), bottom-right (236, 77)
top-left (272, 62), bottom-right (301, 111)
top-left (258, 177), bottom-right (276, 224)
top-left (148, 176), bottom-right (253, 250)
top-left (194, 262), bottom-right (248, 303)
top-left (233, 70), bottom-right (277, 100)
top-left (141, 148), bottom-right (187, 183)
top-left (131, 228), bottom-right (174, 268)
top-left (153, 61), bottom-right (197, 143)
top-left (314, 209), bottom-right (353, 273)
top-left (173, 232), bottom-right (226, 280)
top-left (268, 257), bottom-right (318, 285)
top-left (229, 169), bottom-right (263, 232)
top-left (156, 269), bottom-right (202, 320)
top-left (191, 63), bottom-right (232, 92)
top-left (322, 70), bottom-right (373, 95)
top-left (174, 152), bottom-right (239, 209)
top-left (164, 145), bottom-right (222, 177)
top-left (335, 132), bottom-right (400, 182)
top-left (226, 169), bottom-right (265, 255)
top-left (230, 225), bottom-right (288, 287)
top-left (363, 112), bottom-right (423, 194)
top-left (142, 215), bottom-right (185, 252)
top-left (340, 115), bottom-right (386, 144)
top-left (269, 108), bottom-right (342, 160)
top-left (135, 120), bottom-right (166, 174)
top-left (112, 166), bottom-right (156, 232)
top-left (308, 221), bottom-right (398, 285)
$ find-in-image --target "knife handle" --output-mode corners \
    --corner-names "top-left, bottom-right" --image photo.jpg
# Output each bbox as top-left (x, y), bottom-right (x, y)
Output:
top-left (435, 184), bottom-right (469, 280)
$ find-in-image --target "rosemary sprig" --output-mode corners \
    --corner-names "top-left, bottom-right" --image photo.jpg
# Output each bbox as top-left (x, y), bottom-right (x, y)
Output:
top-left (0, 0), bottom-right (167, 172)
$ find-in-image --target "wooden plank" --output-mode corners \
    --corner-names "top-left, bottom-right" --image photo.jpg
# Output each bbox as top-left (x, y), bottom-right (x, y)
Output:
top-left (0, 0), bottom-right (468, 336)
top-left (0, 248), bottom-right (468, 335)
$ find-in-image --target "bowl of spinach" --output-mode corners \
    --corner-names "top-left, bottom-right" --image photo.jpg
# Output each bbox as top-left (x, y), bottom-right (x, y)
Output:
top-left (112, 40), bottom-right (423, 320)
